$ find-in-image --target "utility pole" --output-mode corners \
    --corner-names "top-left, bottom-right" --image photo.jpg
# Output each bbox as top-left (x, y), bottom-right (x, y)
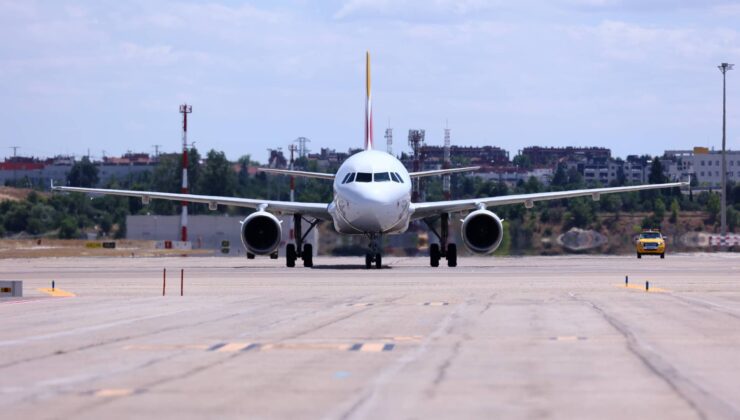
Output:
top-left (288, 144), bottom-right (297, 202)
top-left (9, 146), bottom-right (19, 158)
top-left (718, 62), bottom-right (733, 245)
top-left (385, 122), bottom-right (393, 155)
top-left (179, 104), bottom-right (192, 243)
top-left (443, 122), bottom-right (451, 201)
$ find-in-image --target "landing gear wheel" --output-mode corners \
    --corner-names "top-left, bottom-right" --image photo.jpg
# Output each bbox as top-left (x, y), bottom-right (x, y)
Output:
top-left (302, 244), bottom-right (313, 267)
top-left (447, 244), bottom-right (457, 267)
top-left (365, 253), bottom-right (372, 269)
top-left (286, 244), bottom-right (296, 267)
top-left (637, 253), bottom-right (641, 259)
top-left (660, 253), bottom-right (665, 259)
top-left (375, 253), bottom-right (382, 269)
top-left (270, 252), bottom-right (278, 260)
top-left (430, 244), bottom-right (440, 267)
top-left (247, 252), bottom-right (255, 260)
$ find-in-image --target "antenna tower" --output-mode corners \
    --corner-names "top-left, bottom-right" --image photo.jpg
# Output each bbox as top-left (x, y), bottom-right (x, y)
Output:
top-left (295, 137), bottom-right (310, 159)
top-left (408, 129), bottom-right (425, 202)
top-left (385, 125), bottom-right (393, 155)
top-left (443, 124), bottom-right (451, 200)
top-left (179, 103), bottom-right (192, 242)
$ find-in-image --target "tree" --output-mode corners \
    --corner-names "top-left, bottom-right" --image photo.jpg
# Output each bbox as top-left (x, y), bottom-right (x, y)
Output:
top-left (648, 157), bottom-right (667, 184)
top-left (653, 197), bottom-right (665, 220)
top-left (198, 149), bottom-right (237, 198)
top-left (669, 199), bottom-right (680, 223)
top-left (551, 165), bottom-right (568, 190)
top-left (707, 193), bottom-right (721, 224)
top-left (68, 157), bottom-right (99, 187)
top-left (58, 217), bottom-right (79, 239)
top-left (512, 154), bottom-right (532, 170)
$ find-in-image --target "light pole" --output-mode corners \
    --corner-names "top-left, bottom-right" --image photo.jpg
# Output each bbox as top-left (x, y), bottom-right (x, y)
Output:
top-left (718, 63), bottom-right (733, 243)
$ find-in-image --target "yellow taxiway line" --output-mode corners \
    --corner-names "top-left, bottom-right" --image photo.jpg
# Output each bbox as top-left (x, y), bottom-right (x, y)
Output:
top-left (615, 284), bottom-right (668, 293)
top-left (37, 288), bottom-right (76, 297)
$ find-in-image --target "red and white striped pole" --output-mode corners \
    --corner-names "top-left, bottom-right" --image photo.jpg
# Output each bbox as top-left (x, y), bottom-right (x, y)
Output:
top-left (179, 104), bottom-right (192, 243)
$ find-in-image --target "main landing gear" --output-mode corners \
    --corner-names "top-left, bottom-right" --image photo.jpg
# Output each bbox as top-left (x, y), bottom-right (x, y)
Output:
top-left (364, 234), bottom-right (383, 269)
top-left (285, 214), bottom-right (319, 268)
top-left (424, 213), bottom-right (457, 268)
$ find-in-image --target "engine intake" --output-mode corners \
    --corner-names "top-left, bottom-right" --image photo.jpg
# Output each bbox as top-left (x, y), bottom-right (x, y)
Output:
top-left (461, 209), bottom-right (504, 254)
top-left (241, 211), bottom-right (282, 255)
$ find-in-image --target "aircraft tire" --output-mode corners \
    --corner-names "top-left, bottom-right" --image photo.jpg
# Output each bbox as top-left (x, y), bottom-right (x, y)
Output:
top-left (247, 252), bottom-right (255, 260)
top-left (286, 244), bottom-right (296, 267)
top-left (660, 253), bottom-right (665, 259)
top-left (375, 253), bottom-right (382, 269)
top-left (637, 253), bottom-right (641, 259)
top-left (365, 253), bottom-right (372, 269)
top-left (447, 244), bottom-right (457, 267)
top-left (302, 244), bottom-right (313, 267)
top-left (430, 244), bottom-right (440, 267)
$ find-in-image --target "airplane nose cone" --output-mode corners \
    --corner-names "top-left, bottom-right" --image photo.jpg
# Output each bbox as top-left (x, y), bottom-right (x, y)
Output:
top-left (336, 185), bottom-right (408, 233)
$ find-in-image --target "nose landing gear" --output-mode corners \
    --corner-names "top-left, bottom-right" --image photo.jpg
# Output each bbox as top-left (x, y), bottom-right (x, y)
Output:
top-left (365, 234), bottom-right (383, 269)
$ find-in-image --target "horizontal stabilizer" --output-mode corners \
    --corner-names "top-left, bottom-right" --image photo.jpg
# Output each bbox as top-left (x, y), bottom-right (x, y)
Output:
top-left (409, 166), bottom-right (480, 178)
top-left (257, 168), bottom-right (335, 180)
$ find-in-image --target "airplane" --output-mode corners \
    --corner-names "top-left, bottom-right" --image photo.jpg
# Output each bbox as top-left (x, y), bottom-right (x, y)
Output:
top-left (54, 52), bottom-right (687, 269)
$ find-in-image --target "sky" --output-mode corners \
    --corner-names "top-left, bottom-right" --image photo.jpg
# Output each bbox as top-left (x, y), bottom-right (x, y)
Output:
top-left (1, 0), bottom-right (739, 163)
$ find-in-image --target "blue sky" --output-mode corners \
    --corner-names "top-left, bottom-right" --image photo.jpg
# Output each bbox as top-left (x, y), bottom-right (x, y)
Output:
top-left (1, 0), bottom-right (738, 162)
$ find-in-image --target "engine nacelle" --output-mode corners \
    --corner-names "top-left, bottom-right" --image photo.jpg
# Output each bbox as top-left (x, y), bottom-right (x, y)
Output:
top-left (240, 211), bottom-right (282, 255)
top-left (461, 209), bottom-right (504, 254)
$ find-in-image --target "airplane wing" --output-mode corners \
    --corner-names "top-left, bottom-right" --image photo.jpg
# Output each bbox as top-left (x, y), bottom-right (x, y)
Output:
top-left (53, 185), bottom-right (332, 221)
top-left (410, 181), bottom-right (687, 220)
top-left (409, 166), bottom-right (480, 178)
top-left (257, 168), bottom-right (335, 180)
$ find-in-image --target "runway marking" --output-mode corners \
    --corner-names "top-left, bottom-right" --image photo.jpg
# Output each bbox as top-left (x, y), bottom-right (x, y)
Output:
top-left (124, 344), bottom-right (209, 351)
top-left (348, 343), bottom-right (395, 352)
top-left (261, 343), bottom-right (352, 351)
top-left (37, 287), bottom-right (76, 297)
top-left (347, 303), bottom-right (374, 307)
top-left (616, 284), bottom-right (668, 293)
top-left (132, 341), bottom-right (398, 353)
top-left (423, 302), bottom-right (449, 306)
top-left (549, 336), bottom-right (588, 341)
top-left (211, 342), bottom-right (258, 352)
top-left (94, 388), bottom-right (135, 398)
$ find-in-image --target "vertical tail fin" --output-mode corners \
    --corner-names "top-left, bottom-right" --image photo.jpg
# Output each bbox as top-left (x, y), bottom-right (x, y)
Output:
top-left (365, 51), bottom-right (373, 150)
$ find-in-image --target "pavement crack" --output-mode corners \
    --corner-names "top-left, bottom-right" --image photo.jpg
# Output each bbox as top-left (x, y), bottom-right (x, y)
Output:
top-left (332, 300), bottom-right (469, 420)
top-left (569, 292), bottom-right (737, 420)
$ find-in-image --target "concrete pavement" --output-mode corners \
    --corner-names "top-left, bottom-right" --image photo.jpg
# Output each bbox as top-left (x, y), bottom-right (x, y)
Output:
top-left (1, 254), bottom-right (739, 419)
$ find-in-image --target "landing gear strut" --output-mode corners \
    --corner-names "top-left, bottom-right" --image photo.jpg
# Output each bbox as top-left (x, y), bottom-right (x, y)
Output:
top-left (424, 213), bottom-right (457, 267)
top-left (285, 214), bottom-right (318, 268)
top-left (364, 234), bottom-right (382, 269)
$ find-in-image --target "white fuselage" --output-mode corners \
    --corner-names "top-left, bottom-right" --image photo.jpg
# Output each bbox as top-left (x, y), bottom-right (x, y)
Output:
top-left (328, 150), bottom-right (412, 234)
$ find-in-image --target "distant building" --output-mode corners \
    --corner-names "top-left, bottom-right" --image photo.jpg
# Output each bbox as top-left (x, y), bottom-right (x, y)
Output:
top-left (0, 153), bottom-right (158, 188)
top-left (663, 147), bottom-right (740, 187)
top-left (521, 146), bottom-right (611, 166)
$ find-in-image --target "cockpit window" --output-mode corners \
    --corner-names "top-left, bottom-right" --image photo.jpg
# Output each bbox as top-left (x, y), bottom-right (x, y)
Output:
top-left (355, 172), bottom-right (372, 182)
top-left (374, 172), bottom-right (391, 182)
top-left (393, 172), bottom-right (404, 183)
top-left (390, 172), bottom-right (400, 183)
top-left (341, 173), bottom-right (353, 184)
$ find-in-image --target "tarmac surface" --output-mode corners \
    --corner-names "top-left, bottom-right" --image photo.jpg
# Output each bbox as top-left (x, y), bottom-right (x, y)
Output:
top-left (2, 254), bottom-right (740, 419)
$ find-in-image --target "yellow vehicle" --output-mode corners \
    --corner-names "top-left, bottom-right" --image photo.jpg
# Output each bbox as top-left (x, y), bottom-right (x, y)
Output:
top-left (635, 229), bottom-right (666, 259)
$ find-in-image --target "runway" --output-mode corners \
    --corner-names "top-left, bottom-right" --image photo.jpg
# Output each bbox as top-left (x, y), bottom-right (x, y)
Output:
top-left (2, 254), bottom-right (740, 419)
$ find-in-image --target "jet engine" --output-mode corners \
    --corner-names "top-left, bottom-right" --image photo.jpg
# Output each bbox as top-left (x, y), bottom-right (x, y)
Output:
top-left (461, 209), bottom-right (504, 254)
top-left (240, 211), bottom-right (282, 255)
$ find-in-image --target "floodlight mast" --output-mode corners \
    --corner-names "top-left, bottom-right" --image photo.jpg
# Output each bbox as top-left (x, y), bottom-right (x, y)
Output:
top-left (718, 63), bottom-right (733, 246)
